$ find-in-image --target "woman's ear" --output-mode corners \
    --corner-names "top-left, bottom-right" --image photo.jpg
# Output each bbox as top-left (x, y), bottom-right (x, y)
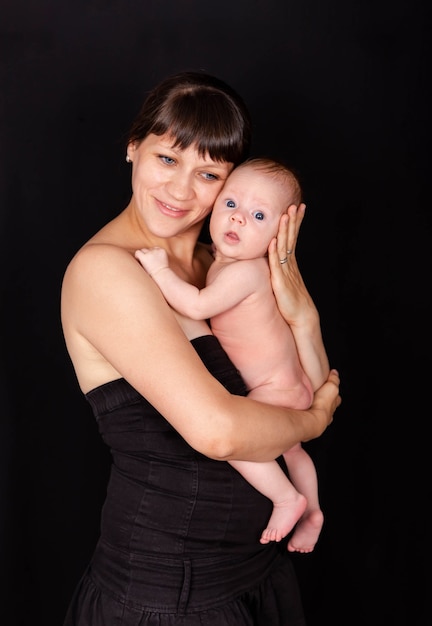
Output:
top-left (126, 142), bottom-right (136, 163)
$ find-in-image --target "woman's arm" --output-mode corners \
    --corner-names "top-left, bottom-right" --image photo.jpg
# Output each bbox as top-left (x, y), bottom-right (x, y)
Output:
top-left (268, 205), bottom-right (330, 390)
top-left (61, 243), bottom-right (340, 462)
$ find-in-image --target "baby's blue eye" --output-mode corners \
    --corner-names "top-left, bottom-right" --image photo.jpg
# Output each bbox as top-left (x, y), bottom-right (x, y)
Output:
top-left (253, 211), bottom-right (265, 221)
top-left (226, 199), bottom-right (236, 208)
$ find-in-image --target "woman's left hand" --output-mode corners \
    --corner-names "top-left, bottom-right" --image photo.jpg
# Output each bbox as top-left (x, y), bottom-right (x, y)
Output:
top-left (268, 203), bottom-right (316, 327)
top-left (269, 203), bottom-right (331, 388)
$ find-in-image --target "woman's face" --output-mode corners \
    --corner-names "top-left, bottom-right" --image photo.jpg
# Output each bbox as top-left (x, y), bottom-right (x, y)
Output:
top-left (127, 133), bottom-right (234, 238)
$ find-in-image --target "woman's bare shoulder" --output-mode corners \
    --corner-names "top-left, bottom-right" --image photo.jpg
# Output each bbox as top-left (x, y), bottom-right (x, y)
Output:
top-left (63, 241), bottom-right (135, 284)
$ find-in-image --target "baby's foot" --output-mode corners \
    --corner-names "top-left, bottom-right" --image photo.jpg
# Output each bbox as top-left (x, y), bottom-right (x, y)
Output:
top-left (260, 493), bottom-right (307, 544)
top-left (287, 509), bottom-right (324, 553)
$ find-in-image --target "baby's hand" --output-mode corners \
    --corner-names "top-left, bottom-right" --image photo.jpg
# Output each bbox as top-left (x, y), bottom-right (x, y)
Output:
top-left (135, 247), bottom-right (169, 277)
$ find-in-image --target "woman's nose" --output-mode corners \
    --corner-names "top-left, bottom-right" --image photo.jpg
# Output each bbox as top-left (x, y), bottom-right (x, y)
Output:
top-left (167, 173), bottom-right (194, 200)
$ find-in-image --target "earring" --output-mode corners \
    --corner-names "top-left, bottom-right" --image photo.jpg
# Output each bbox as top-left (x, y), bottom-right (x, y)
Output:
top-left (126, 155), bottom-right (132, 163)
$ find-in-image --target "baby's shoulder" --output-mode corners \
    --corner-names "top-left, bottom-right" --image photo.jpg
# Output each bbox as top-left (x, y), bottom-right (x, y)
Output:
top-left (223, 258), bottom-right (269, 287)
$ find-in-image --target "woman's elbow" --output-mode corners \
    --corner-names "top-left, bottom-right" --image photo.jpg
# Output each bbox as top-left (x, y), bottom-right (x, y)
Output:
top-left (190, 430), bottom-right (237, 461)
top-left (179, 396), bottom-right (243, 460)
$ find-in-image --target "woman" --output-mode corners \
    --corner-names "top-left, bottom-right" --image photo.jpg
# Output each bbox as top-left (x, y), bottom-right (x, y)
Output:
top-left (61, 71), bottom-right (341, 625)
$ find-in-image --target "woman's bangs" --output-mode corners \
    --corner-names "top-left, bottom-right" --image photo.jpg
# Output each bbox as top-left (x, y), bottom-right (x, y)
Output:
top-left (159, 94), bottom-right (245, 163)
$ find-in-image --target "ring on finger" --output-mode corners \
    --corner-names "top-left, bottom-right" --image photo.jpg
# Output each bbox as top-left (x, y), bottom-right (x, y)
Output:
top-left (280, 257), bottom-right (288, 264)
top-left (286, 249), bottom-right (293, 255)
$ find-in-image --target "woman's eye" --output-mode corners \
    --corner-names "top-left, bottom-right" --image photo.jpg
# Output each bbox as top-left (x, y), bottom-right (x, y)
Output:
top-left (253, 211), bottom-right (265, 221)
top-left (202, 172), bottom-right (219, 181)
top-left (226, 199), bottom-right (236, 208)
top-left (160, 155), bottom-right (176, 165)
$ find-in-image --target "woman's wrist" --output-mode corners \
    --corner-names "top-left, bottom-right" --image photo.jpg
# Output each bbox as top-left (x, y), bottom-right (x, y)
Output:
top-left (289, 307), bottom-right (320, 333)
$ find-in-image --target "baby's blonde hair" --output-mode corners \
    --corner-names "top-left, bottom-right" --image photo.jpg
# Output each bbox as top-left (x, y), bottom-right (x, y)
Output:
top-left (237, 157), bottom-right (302, 205)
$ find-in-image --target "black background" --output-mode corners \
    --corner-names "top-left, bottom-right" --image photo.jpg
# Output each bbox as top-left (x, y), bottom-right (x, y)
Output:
top-left (1, 1), bottom-right (430, 624)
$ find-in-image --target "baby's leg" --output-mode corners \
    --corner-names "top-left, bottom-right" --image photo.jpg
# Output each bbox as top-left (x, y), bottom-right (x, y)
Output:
top-left (229, 459), bottom-right (307, 544)
top-left (283, 444), bottom-right (324, 553)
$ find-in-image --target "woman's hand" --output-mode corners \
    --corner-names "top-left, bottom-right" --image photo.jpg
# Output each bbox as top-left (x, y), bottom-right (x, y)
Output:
top-left (267, 203), bottom-right (315, 327)
top-left (268, 203), bottom-right (330, 390)
top-left (304, 369), bottom-right (342, 441)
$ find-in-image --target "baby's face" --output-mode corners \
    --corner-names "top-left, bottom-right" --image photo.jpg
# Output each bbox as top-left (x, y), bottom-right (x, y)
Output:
top-left (209, 166), bottom-right (290, 260)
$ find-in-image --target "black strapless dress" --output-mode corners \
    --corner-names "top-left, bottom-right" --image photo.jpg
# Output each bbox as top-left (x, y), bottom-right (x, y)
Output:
top-left (63, 335), bottom-right (306, 625)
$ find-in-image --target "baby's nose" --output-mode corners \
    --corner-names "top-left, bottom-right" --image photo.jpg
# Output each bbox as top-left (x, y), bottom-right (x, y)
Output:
top-left (230, 211), bottom-right (245, 224)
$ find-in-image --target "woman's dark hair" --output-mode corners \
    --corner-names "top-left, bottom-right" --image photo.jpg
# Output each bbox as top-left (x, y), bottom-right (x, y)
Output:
top-left (127, 71), bottom-right (252, 166)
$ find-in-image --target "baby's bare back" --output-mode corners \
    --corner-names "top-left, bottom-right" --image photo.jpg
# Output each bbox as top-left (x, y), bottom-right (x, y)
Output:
top-left (209, 260), bottom-right (313, 409)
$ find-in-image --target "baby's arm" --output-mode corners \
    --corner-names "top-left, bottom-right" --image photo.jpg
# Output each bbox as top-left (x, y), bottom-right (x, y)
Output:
top-left (135, 246), bottom-right (170, 278)
top-left (135, 247), bottom-right (252, 320)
